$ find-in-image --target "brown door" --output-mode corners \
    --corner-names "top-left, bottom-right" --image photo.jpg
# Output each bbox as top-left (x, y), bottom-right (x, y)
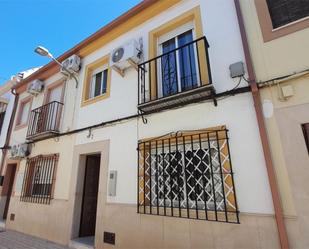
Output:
top-left (79, 155), bottom-right (101, 237)
top-left (3, 164), bottom-right (17, 220)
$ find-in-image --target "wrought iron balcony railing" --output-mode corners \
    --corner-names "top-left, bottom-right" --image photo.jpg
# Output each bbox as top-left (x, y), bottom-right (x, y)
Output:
top-left (138, 36), bottom-right (214, 113)
top-left (26, 101), bottom-right (63, 140)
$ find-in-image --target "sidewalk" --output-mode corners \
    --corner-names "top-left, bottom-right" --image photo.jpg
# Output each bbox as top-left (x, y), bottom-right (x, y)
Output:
top-left (0, 229), bottom-right (72, 249)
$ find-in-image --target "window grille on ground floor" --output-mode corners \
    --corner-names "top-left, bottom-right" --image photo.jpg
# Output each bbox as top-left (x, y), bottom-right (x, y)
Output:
top-left (137, 127), bottom-right (239, 223)
top-left (20, 154), bottom-right (58, 204)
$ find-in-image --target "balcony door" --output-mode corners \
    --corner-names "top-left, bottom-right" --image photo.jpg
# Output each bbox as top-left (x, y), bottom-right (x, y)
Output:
top-left (158, 22), bottom-right (199, 98)
top-left (37, 82), bottom-right (64, 133)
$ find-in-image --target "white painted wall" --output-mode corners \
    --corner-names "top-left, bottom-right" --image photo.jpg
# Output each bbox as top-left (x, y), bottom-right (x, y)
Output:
top-left (75, 94), bottom-right (274, 214)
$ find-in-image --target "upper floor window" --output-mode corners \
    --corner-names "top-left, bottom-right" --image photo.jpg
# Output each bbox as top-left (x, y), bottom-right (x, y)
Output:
top-left (158, 22), bottom-right (199, 98)
top-left (16, 97), bottom-right (32, 128)
top-left (138, 7), bottom-right (213, 113)
top-left (82, 55), bottom-right (111, 106)
top-left (45, 80), bottom-right (65, 104)
top-left (302, 123), bottom-right (309, 154)
top-left (89, 68), bottom-right (108, 99)
top-left (266, 0), bottom-right (309, 28)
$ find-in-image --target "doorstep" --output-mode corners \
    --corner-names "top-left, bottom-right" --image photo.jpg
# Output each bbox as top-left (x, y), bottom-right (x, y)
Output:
top-left (69, 236), bottom-right (94, 249)
top-left (0, 219), bottom-right (5, 231)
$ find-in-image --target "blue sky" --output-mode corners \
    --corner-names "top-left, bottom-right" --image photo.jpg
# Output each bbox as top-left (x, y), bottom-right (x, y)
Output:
top-left (0, 0), bottom-right (140, 84)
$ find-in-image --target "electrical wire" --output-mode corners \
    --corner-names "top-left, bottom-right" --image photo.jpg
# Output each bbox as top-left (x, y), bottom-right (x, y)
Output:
top-left (258, 68), bottom-right (309, 87)
top-left (216, 76), bottom-right (244, 101)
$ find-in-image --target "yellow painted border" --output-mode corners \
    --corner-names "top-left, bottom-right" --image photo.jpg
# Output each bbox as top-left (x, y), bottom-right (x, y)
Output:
top-left (148, 6), bottom-right (209, 100)
top-left (79, 0), bottom-right (181, 57)
top-left (81, 55), bottom-right (111, 107)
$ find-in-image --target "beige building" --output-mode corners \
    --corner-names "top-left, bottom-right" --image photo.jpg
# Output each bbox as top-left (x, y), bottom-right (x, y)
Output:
top-left (239, 0), bottom-right (309, 248)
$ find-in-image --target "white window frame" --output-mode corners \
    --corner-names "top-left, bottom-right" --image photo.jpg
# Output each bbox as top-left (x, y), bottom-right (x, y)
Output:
top-left (89, 64), bottom-right (108, 99)
top-left (156, 21), bottom-right (200, 98)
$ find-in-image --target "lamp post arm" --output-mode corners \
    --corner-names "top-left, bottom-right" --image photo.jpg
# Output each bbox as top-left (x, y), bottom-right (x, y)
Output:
top-left (50, 56), bottom-right (79, 88)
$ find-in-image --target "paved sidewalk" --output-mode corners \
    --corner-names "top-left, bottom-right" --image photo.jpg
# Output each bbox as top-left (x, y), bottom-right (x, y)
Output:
top-left (0, 230), bottom-right (73, 249)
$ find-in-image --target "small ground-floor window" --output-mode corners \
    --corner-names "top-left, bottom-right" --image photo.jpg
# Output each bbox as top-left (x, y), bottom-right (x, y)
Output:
top-left (20, 154), bottom-right (58, 204)
top-left (138, 126), bottom-right (239, 223)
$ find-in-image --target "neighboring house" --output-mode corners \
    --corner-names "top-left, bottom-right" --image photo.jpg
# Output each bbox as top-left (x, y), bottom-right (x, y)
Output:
top-left (238, 0), bottom-right (309, 248)
top-left (0, 1), bottom-right (298, 249)
top-left (0, 68), bottom-right (38, 220)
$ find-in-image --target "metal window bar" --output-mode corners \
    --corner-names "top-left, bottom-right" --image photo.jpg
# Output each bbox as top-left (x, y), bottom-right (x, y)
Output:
top-left (138, 36), bottom-right (212, 105)
top-left (137, 129), bottom-right (239, 223)
top-left (20, 154), bottom-right (59, 204)
top-left (26, 101), bottom-right (63, 139)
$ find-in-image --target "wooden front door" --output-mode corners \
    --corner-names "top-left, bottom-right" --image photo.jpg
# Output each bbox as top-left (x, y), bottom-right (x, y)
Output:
top-left (79, 155), bottom-right (101, 237)
top-left (3, 164), bottom-right (17, 220)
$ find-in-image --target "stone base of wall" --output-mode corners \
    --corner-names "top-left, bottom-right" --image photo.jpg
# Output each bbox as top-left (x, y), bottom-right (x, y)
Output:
top-left (5, 197), bottom-right (70, 245)
top-left (94, 203), bottom-right (280, 249)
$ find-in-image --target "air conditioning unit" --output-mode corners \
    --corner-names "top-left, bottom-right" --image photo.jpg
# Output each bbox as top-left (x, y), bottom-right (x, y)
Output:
top-left (61, 54), bottom-right (81, 74)
top-left (27, 80), bottom-right (44, 96)
top-left (10, 143), bottom-right (30, 159)
top-left (110, 39), bottom-right (142, 72)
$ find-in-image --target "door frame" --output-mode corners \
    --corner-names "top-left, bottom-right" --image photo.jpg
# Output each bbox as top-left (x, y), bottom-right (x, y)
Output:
top-left (69, 140), bottom-right (110, 247)
top-left (78, 154), bottom-right (101, 237)
top-left (2, 163), bottom-right (17, 220)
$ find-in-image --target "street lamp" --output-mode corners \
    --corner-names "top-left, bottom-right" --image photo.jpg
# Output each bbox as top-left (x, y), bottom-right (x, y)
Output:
top-left (34, 45), bottom-right (79, 87)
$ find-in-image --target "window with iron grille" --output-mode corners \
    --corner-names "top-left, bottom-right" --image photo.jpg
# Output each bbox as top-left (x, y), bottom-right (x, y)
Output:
top-left (137, 127), bottom-right (239, 223)
top-left (266, 0), bottom-right (309, 29)
top-left (20, 154), bottom-right (58, 204)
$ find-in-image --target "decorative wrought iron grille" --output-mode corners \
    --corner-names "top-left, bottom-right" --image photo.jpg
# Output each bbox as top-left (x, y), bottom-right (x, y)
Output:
top-left (27, 101), bottom-right (63, 139)
top-left (138, 128), bottom-right (239, 223)
top-left (20, 154), bottom-right (59, 204)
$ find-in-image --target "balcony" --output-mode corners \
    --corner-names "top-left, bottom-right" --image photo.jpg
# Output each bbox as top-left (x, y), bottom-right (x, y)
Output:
top-left (26, 101), bottom-right (63, 141)
top-left (138, 36), bottom-right (214, 113)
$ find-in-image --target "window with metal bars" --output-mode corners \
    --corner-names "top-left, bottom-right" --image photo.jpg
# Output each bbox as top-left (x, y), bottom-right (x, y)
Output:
top-left (20, 154), bottom-right (58, 204)
top-left (137, 127), bottom-right (239, 223)
top-left (266, 0), bottom-right (309, 29)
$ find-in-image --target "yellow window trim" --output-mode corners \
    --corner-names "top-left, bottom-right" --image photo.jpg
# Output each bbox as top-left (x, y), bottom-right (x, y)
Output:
top-left (81, 55), bottom-right (111, 107)
top-left (148, 6), bottom-right (210, 101)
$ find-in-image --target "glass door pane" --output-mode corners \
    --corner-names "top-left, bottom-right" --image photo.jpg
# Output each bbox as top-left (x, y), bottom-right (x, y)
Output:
top-left (177, 30), bottom-right (198, 91)
top-left (161, 38), bottom-right (178, 97)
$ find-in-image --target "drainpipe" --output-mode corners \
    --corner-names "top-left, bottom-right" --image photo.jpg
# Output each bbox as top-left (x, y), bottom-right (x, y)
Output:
top-left (0, 88), bottom-right (19, 176)
top-left (234, 1), bottom-right (289, 249)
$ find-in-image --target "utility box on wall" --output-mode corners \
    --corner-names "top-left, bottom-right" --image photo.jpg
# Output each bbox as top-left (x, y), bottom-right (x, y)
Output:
top-left (229, 61), bottom-right (245, 78)
top-left (108, 170), bottom-right (117, 197)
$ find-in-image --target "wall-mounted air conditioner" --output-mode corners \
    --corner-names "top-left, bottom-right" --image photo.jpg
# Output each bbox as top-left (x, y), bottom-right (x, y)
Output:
top-left (10, 143), bottom-right (30, 159)
top-left (110, 39), bottom-right (142, 76)
top-left (61, 54), bottom-right (81, 75)
top-left (27, 80), bottom-right (44, 96)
